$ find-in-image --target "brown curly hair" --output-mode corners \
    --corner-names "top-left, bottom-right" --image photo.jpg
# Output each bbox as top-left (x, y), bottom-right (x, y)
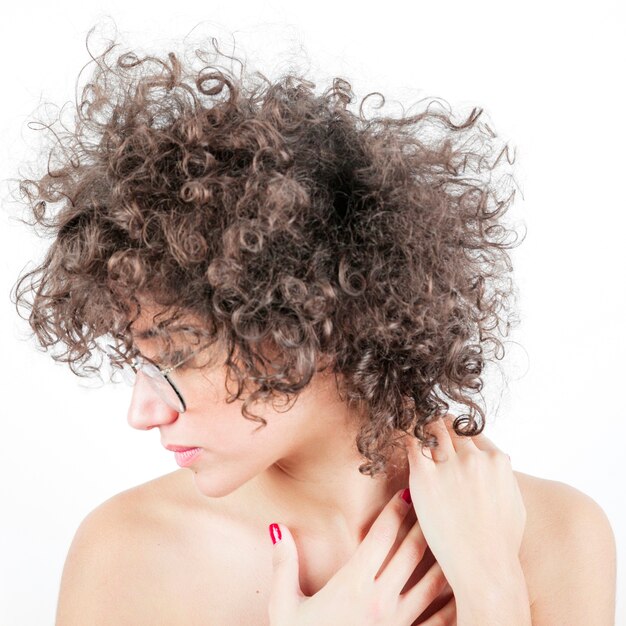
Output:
top-left (10, 32), bottom-right (525, 477)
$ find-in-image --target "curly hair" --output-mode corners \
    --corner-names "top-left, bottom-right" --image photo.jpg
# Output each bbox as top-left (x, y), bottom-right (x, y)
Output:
top-left (10, 32), bottom-right (525, 477)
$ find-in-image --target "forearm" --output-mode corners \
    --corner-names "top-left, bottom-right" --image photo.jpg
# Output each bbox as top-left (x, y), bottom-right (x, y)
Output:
top-left (452, 558), bottom-right (532, 626)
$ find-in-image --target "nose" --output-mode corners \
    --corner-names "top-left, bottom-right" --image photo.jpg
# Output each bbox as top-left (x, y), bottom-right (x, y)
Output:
top-left (126, 370), bottom-right (179, 430)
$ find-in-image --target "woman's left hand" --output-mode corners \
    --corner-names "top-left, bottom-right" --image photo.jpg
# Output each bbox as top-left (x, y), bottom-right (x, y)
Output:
top-left (404, 413), bottom-right (527, 593)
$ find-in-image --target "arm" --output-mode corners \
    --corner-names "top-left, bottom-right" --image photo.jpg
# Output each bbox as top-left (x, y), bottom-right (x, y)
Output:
top-left (444, 479), bottom-right (617, 626)
top-left (452, 557), bottom-right (532, 626)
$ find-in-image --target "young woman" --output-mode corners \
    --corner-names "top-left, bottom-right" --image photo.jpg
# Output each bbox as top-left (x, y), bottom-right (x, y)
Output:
top-left (12, 34), bottom-right (616, 625)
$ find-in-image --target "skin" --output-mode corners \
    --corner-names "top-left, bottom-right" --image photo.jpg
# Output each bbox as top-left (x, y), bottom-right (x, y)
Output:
top-left (55, 302), bottom-right (617, 624)
top-left (128, 305), bottom-right (415, 556)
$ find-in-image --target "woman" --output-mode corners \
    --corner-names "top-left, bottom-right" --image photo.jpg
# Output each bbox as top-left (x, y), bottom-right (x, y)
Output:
top-left (12, 33), bottom-right (616, 625)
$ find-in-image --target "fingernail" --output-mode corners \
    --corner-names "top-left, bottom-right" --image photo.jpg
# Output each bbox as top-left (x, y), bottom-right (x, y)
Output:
top-left (400, 488), bottom-right (412, 505)
top-left (269, 523), bottom-right (282, 544)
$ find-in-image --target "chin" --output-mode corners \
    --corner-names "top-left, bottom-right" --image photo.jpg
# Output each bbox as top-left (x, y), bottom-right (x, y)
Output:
top-left (190, 465), bottom-right (250, 499)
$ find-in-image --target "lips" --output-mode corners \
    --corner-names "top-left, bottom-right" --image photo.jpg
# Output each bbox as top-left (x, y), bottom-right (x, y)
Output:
top-left (164, 444), bottom-right (199, 452)
top-left (173, 447), bottom-right (202, 468)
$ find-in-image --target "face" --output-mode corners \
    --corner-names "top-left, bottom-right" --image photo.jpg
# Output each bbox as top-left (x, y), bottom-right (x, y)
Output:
top-left (126, 305), bottom-right (341, 498)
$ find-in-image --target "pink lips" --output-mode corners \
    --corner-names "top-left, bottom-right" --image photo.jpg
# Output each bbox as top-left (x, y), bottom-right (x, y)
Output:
top-left (165, 445), bottom-right (198, 452)
top-left (173, 447), bottom-right (202, 467)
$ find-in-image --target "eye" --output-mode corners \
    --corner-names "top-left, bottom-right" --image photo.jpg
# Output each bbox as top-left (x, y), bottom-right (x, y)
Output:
top-left (160, 349), bottom-right (193, 371)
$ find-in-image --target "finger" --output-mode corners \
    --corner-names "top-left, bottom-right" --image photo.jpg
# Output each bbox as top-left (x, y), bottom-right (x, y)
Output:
top-left (468, 428), bottom-right (503, 453)
top-left (396, 559), bottom-right (449, 624)
top-left (375, 517), bottom-right (429, 593)
top-left (404, 434), bottom-right (436, 475)
top-left (417, 590), bottom-right (456, 625)
top-left (441, 413), bottom-right (478, 455)
top-left (351, 488), bottom-right (413, 582)
top-left (267, 523), bottom-right (304, 624)
top-left (460, 424), bottom-right (513, 467)
top-left (423, 416), bottom-right (456, 462)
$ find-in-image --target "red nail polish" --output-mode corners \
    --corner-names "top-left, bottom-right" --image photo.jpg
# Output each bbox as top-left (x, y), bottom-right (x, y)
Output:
top-left (400, 488), bottom-right (412, 505)
top-left (269, 523), bottom-right (282, 544)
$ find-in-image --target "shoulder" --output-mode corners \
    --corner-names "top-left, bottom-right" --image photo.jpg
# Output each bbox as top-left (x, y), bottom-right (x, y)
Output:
top-left (55, 471), bottom-right (193, 625)
top-left (513, 470), bottom-right (617, 625)
top-left (513, 469), bottom-right (615, 555)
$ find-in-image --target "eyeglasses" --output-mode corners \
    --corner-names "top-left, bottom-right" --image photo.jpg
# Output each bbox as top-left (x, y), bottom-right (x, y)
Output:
top-left (104, 342), bottom-right (208, 413)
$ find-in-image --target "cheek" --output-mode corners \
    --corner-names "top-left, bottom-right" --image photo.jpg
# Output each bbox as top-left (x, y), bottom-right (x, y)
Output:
top-left (216, 408), bottom-right (280, 454)
top-left (198, 397), bottom-right (277, 453)
top-left (190, 410), bottom-right (282, 498)
top-left (188, 371), bottom-right (288, 454)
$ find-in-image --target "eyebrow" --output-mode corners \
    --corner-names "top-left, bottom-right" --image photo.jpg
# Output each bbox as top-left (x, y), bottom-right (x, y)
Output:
top-left (131, 329), bottom-right (203, 354)
top-left (133, 327), bottom-right (160, 340)
top-left (132, 325), bottom-right (190, 340)
top-left (129, 326), bottom-right (213, 361)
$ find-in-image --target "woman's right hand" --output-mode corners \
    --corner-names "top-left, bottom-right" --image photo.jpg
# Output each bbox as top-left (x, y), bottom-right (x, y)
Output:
top-left (267, 488), bottom-right (456, 626)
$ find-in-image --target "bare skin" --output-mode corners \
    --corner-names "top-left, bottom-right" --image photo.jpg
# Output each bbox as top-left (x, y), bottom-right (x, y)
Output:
top-left (105, 305), bottom-right (547, 624)
top-left (107, 465), bottom-right (546, 626)
top-left (55, 306), bottom-right (617, 624)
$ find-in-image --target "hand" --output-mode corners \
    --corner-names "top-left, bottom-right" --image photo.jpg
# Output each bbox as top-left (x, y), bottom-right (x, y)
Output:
top-left (404, 414), bottom-right (526, 593)
top-left (267, 488), bottom-right (456, 626)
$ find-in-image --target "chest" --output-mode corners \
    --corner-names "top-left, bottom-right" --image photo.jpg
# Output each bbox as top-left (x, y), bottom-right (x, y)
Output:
top-left (148, 517), bottom-right (464, 626)
top-left (142, 472), bottom-right (544, 625)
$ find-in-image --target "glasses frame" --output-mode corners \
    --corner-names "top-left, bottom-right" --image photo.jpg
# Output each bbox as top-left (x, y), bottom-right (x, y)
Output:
top-left (105, 341), bottom-right (211, 413)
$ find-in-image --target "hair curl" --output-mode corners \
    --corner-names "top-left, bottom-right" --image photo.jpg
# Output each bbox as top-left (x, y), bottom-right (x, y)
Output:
top-left (10, 31), bottom-right (525, 477)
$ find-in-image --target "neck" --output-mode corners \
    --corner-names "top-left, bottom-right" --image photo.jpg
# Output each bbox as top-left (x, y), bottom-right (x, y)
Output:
top-left (249, 433), bottom-right (412, 546)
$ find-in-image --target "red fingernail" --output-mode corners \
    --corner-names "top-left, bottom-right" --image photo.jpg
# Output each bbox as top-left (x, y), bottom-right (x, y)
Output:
top-left (269, 523), bottom-right (282, 544)
top-left (400, 488), bottom-right (412, 505)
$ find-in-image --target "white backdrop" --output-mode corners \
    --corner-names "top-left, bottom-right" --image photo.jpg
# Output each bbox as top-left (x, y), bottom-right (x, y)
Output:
top-left (1, 2), bottom-right (624, 624)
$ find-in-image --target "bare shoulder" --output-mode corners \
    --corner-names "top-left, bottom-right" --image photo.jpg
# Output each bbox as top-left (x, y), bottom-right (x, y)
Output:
top-left (56, 471), bottom-right (202, 625)
top-left (512, 470), bottom-right (617, 625)
top-left (512, 469), bottom-right (615, 549)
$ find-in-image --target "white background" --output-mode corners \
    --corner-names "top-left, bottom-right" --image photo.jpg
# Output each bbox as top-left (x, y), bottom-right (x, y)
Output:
top-left (1, 1), bottom-right (624, 624)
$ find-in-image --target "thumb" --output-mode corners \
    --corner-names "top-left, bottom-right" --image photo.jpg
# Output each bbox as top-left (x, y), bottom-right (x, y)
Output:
top-left (267, 523), bottom-right (303, 624)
